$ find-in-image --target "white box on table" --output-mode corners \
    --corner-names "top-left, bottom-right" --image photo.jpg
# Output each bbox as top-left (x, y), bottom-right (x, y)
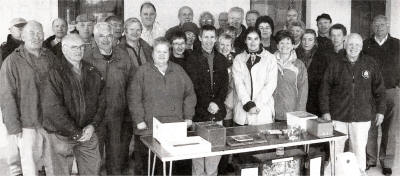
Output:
top-left (286, 111), bottom-right (317, 130)
top-left (153, 116), bottom-right (187, 144)
top-left (163, 136), bottom-right (212, 155)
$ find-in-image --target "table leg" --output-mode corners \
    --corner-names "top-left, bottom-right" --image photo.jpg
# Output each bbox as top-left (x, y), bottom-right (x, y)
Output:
top-left (163, 161), bottom-right (166, 176)
top-left (152, 154), bottom-right (157, 176)
top-left (329, 141), bottom-right (336, 176)
top-left (148, 149), bottom-right (151, 176)
top-left (169, 161), bottom-right (173, 176)
top-left (304, 144), bottom-right (310, 154)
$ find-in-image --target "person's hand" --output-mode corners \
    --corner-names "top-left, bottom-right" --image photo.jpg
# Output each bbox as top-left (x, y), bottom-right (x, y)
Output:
top-left (375, 113), bottom-right (384, 126)
top-left (137, 122), bottom-right (148, 130)
top-left (249, 107), bottom-right (260, 114)
top-left (78, 125), bottom-right (94, 142)
top-left (208, 102), bottom-right (219, 114)
top-left (322, 113), bottom-right (331, 121)
top-left (185, 119), bottom-right (193, 128)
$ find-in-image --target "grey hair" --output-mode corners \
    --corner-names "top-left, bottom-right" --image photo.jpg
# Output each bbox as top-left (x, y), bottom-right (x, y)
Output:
top-left (372, 15), bottom-right (388, 24)
top-left (228, 7), bottom-right (244, 17)
top-left (345, 33), bottom-right (363, 46)
top-left (93, 22), bottom-right (113, 36)
top-left (22, 20), bottom-right (43, 33)
top-left (124, 17), bottom-right (142, 31)
top-left (61, 34), bottom-right (84, 46)
top-left (153, 37), bottom-right (170, 49)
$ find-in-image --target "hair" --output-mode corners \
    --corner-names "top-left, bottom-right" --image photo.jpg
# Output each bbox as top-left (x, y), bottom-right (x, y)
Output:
top-left (288, 20), bottom-right (305, 30)
top-left (219, 12), bottom-right (228, 18)
top-left (124, 17), bottom-right (142, 31)
top-left (275, 30), bottom-right (295, 44)
top-left (199, 11), bottom-right (215, 26)
top-left (255, 15), bottom-right (275, 34)
top-left (218, 26), bottom-right (236, 37)
top-left (61, 33), bottom-right (84, 46)
top-left (93, 22), bottom-right (113, 36)
top-left (170, 30), bottom-right (187, 43)
top-left (153, 37), bottom-right (171, 49)
top-left (105, 15), bottom-right (123, 23)
top-left (52, 18), bottom-right (67, 27)
top-left (199, 25), bottom-right (217, 37)
top-left (316, 13), bottom-right (332, 23)
top-left (246, 10), bottom-right (260, 18)
top-left (329, 23), bottom-right (347, 36)
top-left (345, 33), bottom-right (363, 46)
top-left (287, 8), bottom-right (299, 14)
top-left (372, 15), bottom-right (388, 24)
top-left (243, 27), bottom-right (262, 39)
top-left (228, 7), bottom-right (244, 17)
top-left (178, 6), bottom-right (193, 16)
top-left (303, 29), bottom-right (317, 38)
top-left (140, 2), bottom-right (156, 13)
top-left (218, 33), bottom-right (234, 45)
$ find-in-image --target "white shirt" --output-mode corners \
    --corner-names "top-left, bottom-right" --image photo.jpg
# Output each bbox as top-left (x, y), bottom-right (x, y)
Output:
top-left (141, 21), bottom-right (166, 46)
top-left (374, 34), bottom-right (388, 46)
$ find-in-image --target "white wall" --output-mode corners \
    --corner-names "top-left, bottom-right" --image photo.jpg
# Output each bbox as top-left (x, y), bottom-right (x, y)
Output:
top-left (124, 0), bottom-right (250, 30)
top-left (0, 0), bottom-right (58, 43)
top-left (387, 0), bottom-right (400, 38)
top-left (306, 0), bottom-right (352, 34)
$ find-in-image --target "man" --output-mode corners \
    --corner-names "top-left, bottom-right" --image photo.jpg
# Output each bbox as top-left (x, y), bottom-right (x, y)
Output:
top-left (75, 13), bottom-right (96, 50)
top-left (217, 12), bottom-right (229, 34)
top-left (329, 23), bottom-right (347, 54)
top-left (288, 20), bottom-right (305, 49)
top-left (84, 22), bottom-right (136, 175)
top-left (165, 6), bottom-right (194, 40)
top-left (245, 10), bottom-right (260, 28)
top-left (140, 2), bottom-right (166, 46)
top-left (105, 15), bottom-right (123, 46)
top-left (284, 8), bottom-right (299, 30)
top-left (199, 11), bottom-right (215, 27)
top-left (316, 13), bottom-right (334, 51)
top-left (41, 34), bottom-right (105, 175)
top-left (0, 20), bottom-right (55, 176)
top-left (182, 22), bottom-right (200, 52)
top-left (228, 7), bottom-right (246, 53)
top-left (185, 25), bottom-right (229, 176)
top-left (1, 18), bottom-right (26, 61)
top-left (169, 30), bottom-right (189, 68)
top-left (43, 18), bottom-right (68, 56)
top-left (319, 33), bottom-right (386, 174)
top-left (119, 17), bottom-right (152, 69)
top-left (364, 15), bottom-right (400, 176)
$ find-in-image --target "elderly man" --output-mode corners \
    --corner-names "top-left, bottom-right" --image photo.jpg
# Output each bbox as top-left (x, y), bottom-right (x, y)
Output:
top-left (217, 12), bottom-right (229, 34)
top-left (316, 13), bottom-right (334, 51)
top-left (319, 33), bottom-right (386, 174)
top-left (228, 7), bottom-right (246, 53)
top-left (1, 18), bottom-right (26, 61)
top-left (165, 6), bottom-right (194, 40)
top-left (84, 22), bottom-right (136, 175)
top-left (364, 15), bottom-right (400, 175)
top-left (105, 15), bottom-right (123, 46)
top-left (41, 34), bottom-right (105, 175)
top-left (43, 18), bottom-right (68, 55)
top-left (140, 2), bottom-right (166, 46)
top-left (76, 13), bottom-right (96, 49)
top-left (0, 20), bottom-right (55, 176)
top-left (245, 10), bottom-right (260, 27)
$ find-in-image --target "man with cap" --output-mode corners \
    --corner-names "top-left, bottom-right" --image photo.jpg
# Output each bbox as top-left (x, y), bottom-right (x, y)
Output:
top-left (0, 20), bottom-right (56, 176)
top-left (43, 18), bottom-right (68, 56)
top-left (165, 6), bottom-right (194, 40)
top-left (140, 2), bottom-right (166, 46)
top-left (181, 22), bottom-right (200, 52)
top-left (316, 13), bottom-right (334, 51)
top-left (1, 18), bottom-right (27, 61)
top-left (76, 13), bottom-right (96, 50)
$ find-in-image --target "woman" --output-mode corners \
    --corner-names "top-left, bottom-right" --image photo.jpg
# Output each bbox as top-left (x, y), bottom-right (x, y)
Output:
top-left (255, 15), bottom-right (277, 53)
top-left (273, 30), bottom-right (308, 121)
top-left (295, 29), bottom-right (328, 116)
top-left (232, 27), bottom-right (278, 125)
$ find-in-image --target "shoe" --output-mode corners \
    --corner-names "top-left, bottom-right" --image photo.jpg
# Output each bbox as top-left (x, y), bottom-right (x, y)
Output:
top-left (365, 164), bottom-right (376, 170)
top-left (382, 168), bottom-right (392, 175)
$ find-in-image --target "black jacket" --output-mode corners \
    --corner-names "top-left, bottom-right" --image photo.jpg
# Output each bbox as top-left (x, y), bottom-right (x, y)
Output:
top-left (42, 57), bottom-right (105, 137)
top-left (42, 35), bottom-right (63, 56)
top-left (363, 35), bottom-right (400, 89)
top-left (1, 34), bottom-right (23, 61)
top-left (319, 53), bottom-right (386, 122)
top-left (185, 49), bottom-right (229, 122)
top-left (317, 36), bottom-right (333, 52)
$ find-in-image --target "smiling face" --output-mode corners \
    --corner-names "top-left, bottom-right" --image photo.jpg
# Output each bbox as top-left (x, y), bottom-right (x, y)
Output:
top-left (185, 31), bottom-right (196, 46)
top-left (52, 19), bottom-right (68, 39)
top-left (125, 22), bottom-right (142, 42)
top-left (140, 5), bottom-right (156, 28)
top-left (372, 18), bottom-right (389, 38)
top-left (286, 9), bottom-right (298, 23)
top-left (22, 22), bottom-right (44, 50)
top-left (228, 11), bottom-right (243, 29)
top-left (109, 20), bottom-right (123, 39)
top-left (290, 26), bottom-right (303, 43)
top-left (153, 43), bottom-right (170, 65)
top-left (301, 33), bottom-right (316, 51)
top-left (345, 34), bottom-right (363, 59)
top-left (200, 13), bottom-right (214, 27)
top-left (218, 37), bottom-right (233, 56)
top-left (245, 31), bottom-right (261, 52)
top-left (277, 38), bottom-right (294, 54)
top-left (258, 22), bottom-right (272, 39)
top-left (317, 18), bottom-right (331, 35)
top-left (94, 26), bottom-right (113, 52)
top-left (199, 30), bottom-right (216, 51)
top-left (76, 21), bottom-right (94, 40)
top-left (62, 36), bottom-right (85, 63)
top-left (171, 38), bottom-right (186, 56)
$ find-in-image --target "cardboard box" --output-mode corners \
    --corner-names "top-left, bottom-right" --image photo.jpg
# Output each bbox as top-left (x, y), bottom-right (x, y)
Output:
top-left (195, 121), bottom-right (226, 147)
top-left (286, 111), bottom-right (318, 130)
top-left (306, 118), bottom-right (333, 138)
top-left (252, 149), bottom-right (306, 176)
top-left (162, 136), bottom-right (212, 155)
top-left (153, 116), bottom-right (187, 144)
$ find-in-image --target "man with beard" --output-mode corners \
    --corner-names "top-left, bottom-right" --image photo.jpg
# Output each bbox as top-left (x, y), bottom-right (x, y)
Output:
top-left (43, 18), bottom-right (68, 56)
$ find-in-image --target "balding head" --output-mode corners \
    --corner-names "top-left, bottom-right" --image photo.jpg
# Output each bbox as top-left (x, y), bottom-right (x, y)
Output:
top-left (178, 6), bottom-right (193, 24)
top-left (345, 33), bottom-right (363, 60)
top-left (62, 34), bottom-right (85, 63)
top-left (22, 21), bottom-right (44, 51)
top-left (52, 18), bottom-right (68, 39)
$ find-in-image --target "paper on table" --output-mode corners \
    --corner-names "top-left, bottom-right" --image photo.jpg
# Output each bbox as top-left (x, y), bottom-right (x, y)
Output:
top-left (241, 167), bottom-right (258, 176)
top-left (310, 157), bottom-right (322, 176)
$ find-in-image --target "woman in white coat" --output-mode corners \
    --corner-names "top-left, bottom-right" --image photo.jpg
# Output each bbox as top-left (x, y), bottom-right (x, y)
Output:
top-left (232, 27), bottom-right (278, 125)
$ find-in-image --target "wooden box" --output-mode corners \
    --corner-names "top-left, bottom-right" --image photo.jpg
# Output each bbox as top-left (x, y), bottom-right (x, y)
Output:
top-left (306, 118), bottom-right (333, 138)
top-left (195, 121), bottom-right (226, 147)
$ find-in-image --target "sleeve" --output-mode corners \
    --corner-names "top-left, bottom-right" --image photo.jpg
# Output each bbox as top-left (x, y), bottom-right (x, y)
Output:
top-left (371, 61), bottom-right (386, 114)
top-left (181, 68), bottom-right (197, 120)
top-left (253, 56), bottom-right (278, 107)
top-left (296, 61), bottom-right (309, 111)
top-left (319, 60), bottom-right (335, 114)
top-left (91, 76), bottom-right (106, 128)
top-left (127, 67), bottom-right (145, 125)
top-left (213, 59), bottom-right (229, 113)
top-left (0, 59), bottom-right (22, 135)
top-left (42, 69), bottom-right (81, 137)
top-left (232, 56), bottom-right (251, 105)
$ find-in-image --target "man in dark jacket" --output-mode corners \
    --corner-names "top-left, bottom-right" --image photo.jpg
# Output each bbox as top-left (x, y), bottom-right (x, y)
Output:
top-left (1, 18), bottom-right (26, 61)
top-left (0, 20), bottom-right (55, 176)
top-left (169, 30), bottom-right (190, 68)
top-left (42, 18), bottom-right (67, 56)
top-left (364, 15), bottom-right (400, 175)
top-left (185, 25), bottom-right (228, 176)
top-left (316, 13), bottom-right (334, 51)
top-left (165, 6), bottom-right (194, 40)
top-left (84, 22), bottom-right (136, 175)
top-left (41, 34), bottom-right (105, 175)
top-left (319, 33), bottom-right (386, 174)
top-left (228, 7), bottom-right (247, 53)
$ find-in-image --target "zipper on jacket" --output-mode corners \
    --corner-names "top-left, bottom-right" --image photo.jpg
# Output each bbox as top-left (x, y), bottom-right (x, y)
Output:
top-left (351, 65), bottom-right (355, 121)
top-left (105, 60), bottom-right (111, 104)
top-left (249, 71), bottom-right (254, 100)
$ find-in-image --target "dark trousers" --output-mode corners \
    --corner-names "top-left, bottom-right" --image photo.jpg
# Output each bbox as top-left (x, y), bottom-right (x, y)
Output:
top-left (44, 132), bottom-right (101, 175)
top-left (121, 121), bottom-right (133, 174)
top-left (134, 135), bottom-right (162, 175)
top-left (97, 120), bottom-right (122, 174)
top-left (366, 88), bottom-right (399, 168)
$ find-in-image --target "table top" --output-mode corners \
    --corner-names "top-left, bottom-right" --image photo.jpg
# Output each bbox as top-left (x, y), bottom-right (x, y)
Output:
top-left (141, 123), bottom-right (347, 162)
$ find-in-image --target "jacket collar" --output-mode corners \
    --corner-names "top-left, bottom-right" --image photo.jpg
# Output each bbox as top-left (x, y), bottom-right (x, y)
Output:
top-left (150, 61), bottom-right (175, 75)
top-left (92, 45), bottom-right (120, 62)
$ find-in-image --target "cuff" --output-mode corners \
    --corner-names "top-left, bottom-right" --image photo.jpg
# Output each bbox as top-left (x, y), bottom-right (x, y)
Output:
top-left (71, 130), bottom-right (83, 141)
top-left (243, 101), bottom-right (256, 112)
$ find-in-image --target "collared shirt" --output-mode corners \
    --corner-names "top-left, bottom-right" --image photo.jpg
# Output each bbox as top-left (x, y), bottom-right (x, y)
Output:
top-left (141, 21), bottom-right (166, 46)
top-left (202, 49), bottom-right (215, 85)
top-left (374, 34), bottom-right (388, 46)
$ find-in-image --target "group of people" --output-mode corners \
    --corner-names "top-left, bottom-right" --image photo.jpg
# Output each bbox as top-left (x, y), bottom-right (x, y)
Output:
top-left (0, 2), bottom-right (398, 176)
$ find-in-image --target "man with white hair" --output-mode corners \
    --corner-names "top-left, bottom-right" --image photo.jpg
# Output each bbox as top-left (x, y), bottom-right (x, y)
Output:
top-left (228, 7), bottom-right (246, 53)
top-left (43, 18), bottom-right (68, 55)
top-left (320, 33), bottom-right (386, 174)
top-left (0, 20), bottom-right (55, 176)
top-left (84, 22), bottom-right (136, 175)
top-left (41, 34), bottom-right (105, 175)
